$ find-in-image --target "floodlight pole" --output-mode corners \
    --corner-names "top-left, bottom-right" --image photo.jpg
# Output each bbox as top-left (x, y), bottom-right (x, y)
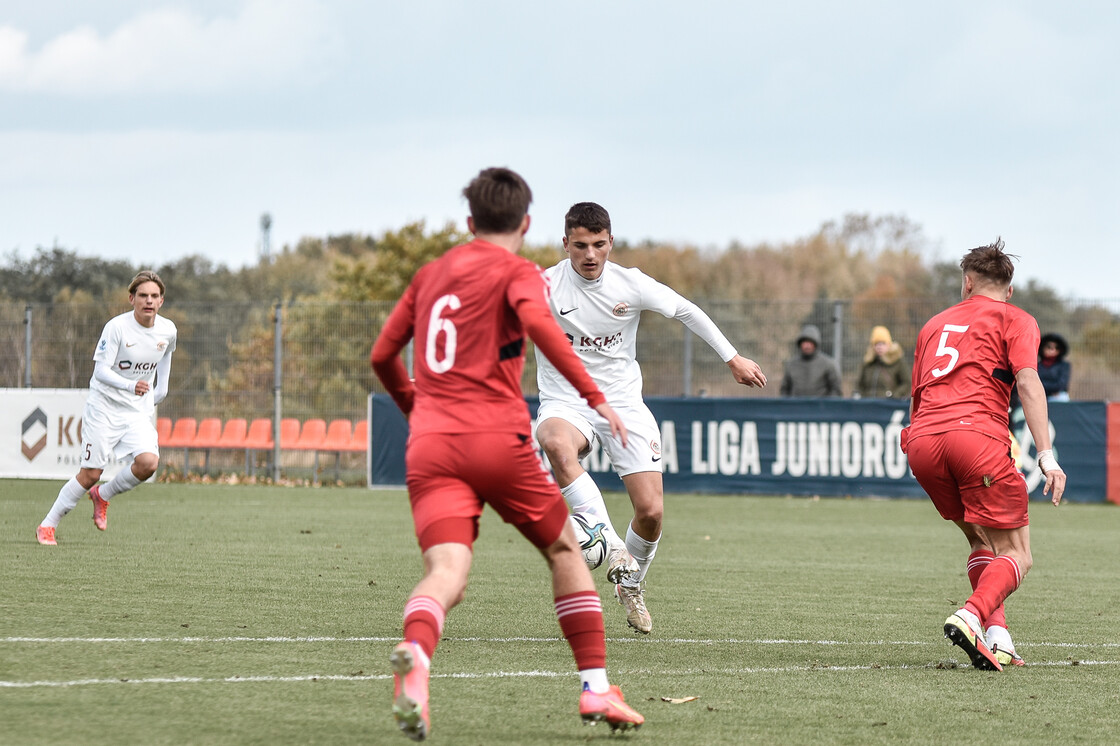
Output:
top-left (683, 332), bottom-right (693, 396)
top-left (260, 213), bottom-right (272, 262)
top-left (24, 305), bottom-right (32, 387)
top-left (832, 301), bottom-right (844, 372)
top-left (273, 301), bottom-right (283, 482)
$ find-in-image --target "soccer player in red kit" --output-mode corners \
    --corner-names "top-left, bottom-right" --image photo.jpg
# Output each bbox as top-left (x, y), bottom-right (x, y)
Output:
top-left (371, 167), bottom-right (644, 740)
top-left (902, 239), bottom-right (1066, 671)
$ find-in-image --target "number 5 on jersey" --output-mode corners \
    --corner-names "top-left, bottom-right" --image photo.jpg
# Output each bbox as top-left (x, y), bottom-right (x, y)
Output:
top-left (931, 324), bottom-right (970, 378)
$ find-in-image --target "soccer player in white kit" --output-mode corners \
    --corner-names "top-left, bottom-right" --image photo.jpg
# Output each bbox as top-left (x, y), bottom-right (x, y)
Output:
top-left (534, 203), bottom-right (767, 632)
top-left (36, 271), bottom-right (177, 545)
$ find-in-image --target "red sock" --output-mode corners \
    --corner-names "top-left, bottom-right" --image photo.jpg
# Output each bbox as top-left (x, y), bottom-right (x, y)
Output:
top-left (555, 591), bottom-right (606, 670)
top-left (403, 595), bottom-right (445, 660)
top-left (966, 549), bottom-right (993, 589)
top-left (963, 555), bottom-right (1021, 624)
top-left (966, 549), bottom-right (1007, 628)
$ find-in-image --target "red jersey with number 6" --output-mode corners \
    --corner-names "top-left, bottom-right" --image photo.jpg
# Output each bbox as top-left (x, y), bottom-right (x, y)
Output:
top-left (907, 295), bottom-right (1040, 444)
top-left (371, 239), bottom-right (606, 436)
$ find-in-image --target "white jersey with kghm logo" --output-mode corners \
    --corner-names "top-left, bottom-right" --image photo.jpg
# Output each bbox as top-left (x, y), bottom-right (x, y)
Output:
top-left (88, 311), bottom-right (178, 415)
top-left (536, 260), bottom-right (736, 406)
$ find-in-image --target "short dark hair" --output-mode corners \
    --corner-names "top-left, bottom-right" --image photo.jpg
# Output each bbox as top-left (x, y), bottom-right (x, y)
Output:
top-left (462, 167), bottom-right (532, 233)
top-left (960, 238), bottom-right (1017, 286)
top-left (129, 270), bottom-right (165, 296)
top-left (564, 202), bottom-right (611, 236)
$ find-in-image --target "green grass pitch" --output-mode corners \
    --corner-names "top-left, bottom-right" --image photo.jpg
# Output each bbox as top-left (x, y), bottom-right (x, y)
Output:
top-left (3, 481), bottom-right (1118, 745)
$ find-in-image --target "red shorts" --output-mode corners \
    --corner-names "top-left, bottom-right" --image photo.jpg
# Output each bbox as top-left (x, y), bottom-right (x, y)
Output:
top-left (405, 431), bottom-right (569, 552)
top-left (906, 430), bottom-right (1029, 529)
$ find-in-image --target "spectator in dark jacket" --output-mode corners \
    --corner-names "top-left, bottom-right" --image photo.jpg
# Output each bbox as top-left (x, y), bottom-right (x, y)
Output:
top-left (780, 324), bottom-right (843, 397)
top-left (1037, 332), bottom-right (1071, 401)
top-left (856, 325), bottom-right (910, 399)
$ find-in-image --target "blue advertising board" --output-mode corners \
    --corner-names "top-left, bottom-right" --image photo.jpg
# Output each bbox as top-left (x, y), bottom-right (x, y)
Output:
top-left (368, 395), bottom-right (1106, 502)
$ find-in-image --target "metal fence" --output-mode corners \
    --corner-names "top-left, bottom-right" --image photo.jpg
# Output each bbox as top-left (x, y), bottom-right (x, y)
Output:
top-left (5, 297), bottom-right (1119, 478)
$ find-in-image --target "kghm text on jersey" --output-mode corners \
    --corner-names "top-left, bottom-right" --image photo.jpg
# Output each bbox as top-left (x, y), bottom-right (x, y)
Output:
top-left (575, 332), bottom-right (623, 351)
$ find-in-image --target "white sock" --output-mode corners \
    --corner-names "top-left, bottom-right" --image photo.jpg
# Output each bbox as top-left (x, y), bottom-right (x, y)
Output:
top-left (986, 625), bottom-right (1015, 652)
top-left (42, 478), bottom-right (88, 527)
top-left (561, 472), bottom-right (623, 548)
top-left (580, 667), bottom-right (609, 694)
top-left (99, 465), bottom-right (142, 500)
top-left (623, 523), bottom-right (660, 585)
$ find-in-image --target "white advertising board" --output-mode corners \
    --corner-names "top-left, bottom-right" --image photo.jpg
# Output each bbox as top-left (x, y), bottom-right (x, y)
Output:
top-left (1, 388), bottom-right (136, 480)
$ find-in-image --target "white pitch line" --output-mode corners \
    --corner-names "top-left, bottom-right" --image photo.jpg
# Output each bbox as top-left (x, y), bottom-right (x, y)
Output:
top-left (3, 660), bottom-right (1119, 690)
top-left (0, 674), bottom-right (391, 689)
top-left (4, 635), bottom-right (1120, 648)
top-left (2, 636), bottom-right (395, 644)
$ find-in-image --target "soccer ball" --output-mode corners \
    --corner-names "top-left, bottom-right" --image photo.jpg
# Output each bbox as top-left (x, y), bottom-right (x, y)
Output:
top-left (569, 512), bottom-right (608, 570)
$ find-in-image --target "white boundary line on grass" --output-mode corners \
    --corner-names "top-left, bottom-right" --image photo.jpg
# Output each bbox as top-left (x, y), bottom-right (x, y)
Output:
top-left (3, 660), bottom-right (1119, 689)
top-left (4, 635), bottom-right (1120, 648)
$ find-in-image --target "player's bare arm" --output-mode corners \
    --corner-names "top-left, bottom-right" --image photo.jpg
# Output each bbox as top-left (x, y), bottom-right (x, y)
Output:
top-left (727, 355), bottom-right (766, 388)
top-left (1015, 367), bottom-right (1066, 505)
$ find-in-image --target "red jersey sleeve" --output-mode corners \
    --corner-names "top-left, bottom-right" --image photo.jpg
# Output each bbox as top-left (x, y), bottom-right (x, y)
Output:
top-left (506, 263), bottom-right (606, 410)
top-left (370, 282), bottom-right (417, 415)
top-left (1006, 312), bottom-right (1040, 374)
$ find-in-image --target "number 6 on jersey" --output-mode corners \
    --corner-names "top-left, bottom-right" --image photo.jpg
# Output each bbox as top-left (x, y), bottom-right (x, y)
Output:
top-left (426, 294), bottom-right (461, 374)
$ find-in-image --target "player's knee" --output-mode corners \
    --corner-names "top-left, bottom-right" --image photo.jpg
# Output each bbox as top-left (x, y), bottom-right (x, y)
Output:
top-left (78, 469), bottom-right (102, 489)
top-left (537, 422), bottom-right (587, 461)
top-left (634, 503), bottom-right (663, 527)
top-left (134, 453), bottom-right (159, 479)
top-left (537, 433), bottom-right (574, 464)
top-left (543, 530), bottom-right (579, 562)
top-left (426, 565), bottom-right (469, 606)
top-left (544, 537), bottom-right (589, 580)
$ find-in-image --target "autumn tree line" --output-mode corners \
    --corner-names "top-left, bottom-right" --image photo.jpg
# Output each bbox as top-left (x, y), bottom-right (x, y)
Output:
top-left (3, 214), bottom-right (1118, 421)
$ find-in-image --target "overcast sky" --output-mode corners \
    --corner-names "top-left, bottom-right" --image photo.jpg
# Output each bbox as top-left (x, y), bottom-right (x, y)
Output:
top-left (2, 1), bottom-right (1116, 299)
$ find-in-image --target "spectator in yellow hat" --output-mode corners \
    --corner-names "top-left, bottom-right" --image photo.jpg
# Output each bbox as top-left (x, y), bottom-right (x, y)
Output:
top-left (856, 325), bottom-right (910, 399)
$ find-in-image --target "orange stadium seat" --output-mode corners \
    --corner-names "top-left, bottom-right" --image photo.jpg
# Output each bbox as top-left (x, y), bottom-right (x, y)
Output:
top-left (346, 419), bottom-right (368, 453)
top-left (293, 418), bottom-right (327, 450)
top-left (191, 418), bottom-right (223, 473)
top-left (156, 417), bottom-right (173, 444)
top-left (216, 418), bottom-right (248, 449)
top-left (322, 419), bottom-right (355, 482)
top-left (321, 419), bottom-right (354, 452)
top-left (162, 418), bottom-right (197, 449)
top-left (291, 418), bottom-right (327, 483)
top-left (162, 418), bottom-right (198, 473)
top-left (242, 418), bottom-right (274, 478)
top-left (279, 418), bottom-right (302, 449)
top-left (193, 418), bottom-right (223, 449)
top-left (243, 419), bottom-right (274, 451)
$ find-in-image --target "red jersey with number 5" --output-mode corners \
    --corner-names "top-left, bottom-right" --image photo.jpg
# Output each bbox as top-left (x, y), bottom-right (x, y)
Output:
top-left (371, 239), bottom-right (605, 436)
top-left (907, 295), bottom-right (1040, 443)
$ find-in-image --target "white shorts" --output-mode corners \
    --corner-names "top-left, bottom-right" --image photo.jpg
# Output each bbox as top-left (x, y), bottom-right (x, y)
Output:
top-left (80, 403), bottom-right (160, 470)
top-left (535, 399), bottom-right (663, 477)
